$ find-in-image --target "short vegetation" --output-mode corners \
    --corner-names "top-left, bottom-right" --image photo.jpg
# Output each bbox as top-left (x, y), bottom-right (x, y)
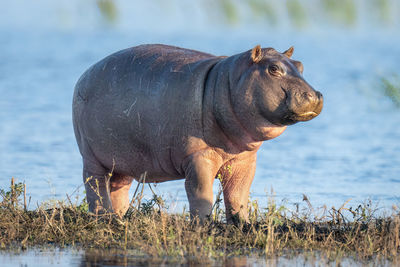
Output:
top-left (0, 178), bottom-right (399, 265)
top-left (381, 75), bottom-right (400, 108)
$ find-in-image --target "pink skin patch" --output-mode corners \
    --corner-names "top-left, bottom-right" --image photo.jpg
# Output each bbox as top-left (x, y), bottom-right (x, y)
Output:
top-left (260, 125), bottom-right (287, 140)
top-left (237, 124), bottom-right (286, 152)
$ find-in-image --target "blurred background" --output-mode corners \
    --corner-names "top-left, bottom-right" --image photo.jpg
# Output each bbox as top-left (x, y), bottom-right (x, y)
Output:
top-left (0, 0), bottom-right (399, 212)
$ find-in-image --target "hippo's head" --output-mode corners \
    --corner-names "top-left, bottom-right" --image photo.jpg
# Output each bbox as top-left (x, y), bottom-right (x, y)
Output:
top-left (230, 45), bottom-right (323, 130)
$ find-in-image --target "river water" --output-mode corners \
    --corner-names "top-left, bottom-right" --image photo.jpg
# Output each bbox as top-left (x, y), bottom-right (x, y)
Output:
top-left (0, 1), bottom-right (399, 265)
top-left (0, 248), bottom-right (395, 267)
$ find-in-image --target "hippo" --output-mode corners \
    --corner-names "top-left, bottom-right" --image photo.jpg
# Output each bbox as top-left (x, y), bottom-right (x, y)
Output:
top-left (72, 44), bottom-right (323, 223)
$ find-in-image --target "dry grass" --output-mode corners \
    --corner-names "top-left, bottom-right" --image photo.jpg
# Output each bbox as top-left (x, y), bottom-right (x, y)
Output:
top-left (0, 178), bottom-right (399, 265)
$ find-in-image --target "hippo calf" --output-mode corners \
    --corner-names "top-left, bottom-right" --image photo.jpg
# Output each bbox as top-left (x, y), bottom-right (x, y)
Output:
top-left (73, 44), bottom-right (323, 222)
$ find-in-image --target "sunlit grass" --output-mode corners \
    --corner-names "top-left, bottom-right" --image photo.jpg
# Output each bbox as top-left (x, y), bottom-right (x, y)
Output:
top-left (95, 0), bottom-right (398, 30)
top-left (248, 0), bottom-right (277, 26)
top-left (381, 75), bottom-right (400, 108)
top-left (96, 0), bottom-right (118, 24)
top-left (0, 178), bottom-right (399, 264)
top-left (92, 0), bottom-right (400, 29)
top-left (286, 0), bottom-right (308, 29)
top-left (373, 0), bottom-right (392, 24)
top-left (322, 0), bottom-right (357, 26)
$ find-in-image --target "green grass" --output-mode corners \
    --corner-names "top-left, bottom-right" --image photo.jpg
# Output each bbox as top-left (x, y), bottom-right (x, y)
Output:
top-left (0, 178), bottom-right (399, 265)
top-left (381, 75), bottom-right (400, 108)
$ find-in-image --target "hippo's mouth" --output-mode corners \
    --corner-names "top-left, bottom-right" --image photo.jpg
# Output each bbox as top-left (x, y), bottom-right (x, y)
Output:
top-left (284, 108), bottom-right (320, 124)
top-left (282, 86), bottom-right (323, 124)
top-left (294, 111), bottom-right (318, 121)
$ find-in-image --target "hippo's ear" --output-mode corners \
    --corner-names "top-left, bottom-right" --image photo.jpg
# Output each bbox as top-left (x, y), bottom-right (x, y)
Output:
top-left (251, 45), bottom-right (263, 63)
top-left (283, 46), bottom-right (294, 58)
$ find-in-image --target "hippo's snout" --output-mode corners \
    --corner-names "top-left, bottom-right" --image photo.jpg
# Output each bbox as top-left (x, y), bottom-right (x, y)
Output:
top-left (285, 89), bottom-right (323, 123)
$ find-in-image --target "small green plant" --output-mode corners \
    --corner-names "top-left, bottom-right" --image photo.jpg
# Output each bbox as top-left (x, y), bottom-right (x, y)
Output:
top-left (286, 0), bottom-right (308, 28)
top-left (224, 164), bottom-right (233, 175)
top-left (77, 194), bottom-right (89, 213)
top-left (381, 75), bottom-right (400, 107)
top-left (96, 0), bottom-right (118, 23)
top-left (140, 194), bottom-right (165, 215)
top-left (0, 178), bottom-right (26, 209)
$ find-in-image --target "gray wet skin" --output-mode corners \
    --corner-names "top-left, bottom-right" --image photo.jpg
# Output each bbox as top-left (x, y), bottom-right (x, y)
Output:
top-left (72, 44), bottom-right (323, 222)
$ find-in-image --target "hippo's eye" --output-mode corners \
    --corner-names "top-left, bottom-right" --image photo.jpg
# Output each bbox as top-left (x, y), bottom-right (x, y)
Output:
top-left (268, 64), bottom-right (283, 77)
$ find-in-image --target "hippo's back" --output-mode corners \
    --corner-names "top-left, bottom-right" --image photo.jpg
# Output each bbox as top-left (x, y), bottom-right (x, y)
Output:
top-left (74, 44), bottom-right (215, 102)
top-left (73, 44), bottom-right (220, 179)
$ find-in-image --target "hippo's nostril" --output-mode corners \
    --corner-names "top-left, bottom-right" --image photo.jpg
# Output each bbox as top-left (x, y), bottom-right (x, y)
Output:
top-left (303, 91), bottom-right (323, 103)
top-left (302, 92), bottom-right (314, 101)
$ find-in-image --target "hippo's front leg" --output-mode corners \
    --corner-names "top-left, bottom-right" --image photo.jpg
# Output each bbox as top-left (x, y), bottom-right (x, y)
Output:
top-left (109, 174), bottom-right (134, 218)
top-left (221, 153), bottom-right (257, 223)
top-left (183, 150), bottom-right (223, 221)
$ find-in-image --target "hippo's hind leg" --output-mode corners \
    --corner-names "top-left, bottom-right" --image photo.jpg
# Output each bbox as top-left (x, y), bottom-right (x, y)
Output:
top-left (109, 174), bottom-right (134, 218)
top-left (220, 153), bottom-right (257, 224)
top-left (183, 150), bottom-right (223, 221)
top-left (82, 158), bottom-right (113, 214)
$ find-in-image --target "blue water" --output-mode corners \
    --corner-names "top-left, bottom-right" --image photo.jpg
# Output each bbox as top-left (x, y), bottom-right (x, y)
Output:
top-left (0, 248), bottom-right (394, 267)
top-left (1, 1), bottom-right (400, 215)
